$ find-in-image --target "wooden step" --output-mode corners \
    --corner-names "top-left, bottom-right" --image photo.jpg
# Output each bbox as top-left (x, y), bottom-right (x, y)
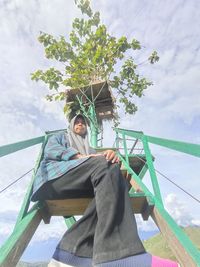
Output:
top-left (95, 149), bottom-right (147, 176)
top-left (120, 155), bottom-right (147, 175)
top-left (120, 155), bottom-right (147, 192)
top-left (42, 193), bottom-right (154, 223)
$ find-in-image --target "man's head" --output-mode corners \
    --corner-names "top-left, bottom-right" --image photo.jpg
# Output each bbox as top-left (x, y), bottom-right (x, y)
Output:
top-left (73, 115), bottom-right (87, 136)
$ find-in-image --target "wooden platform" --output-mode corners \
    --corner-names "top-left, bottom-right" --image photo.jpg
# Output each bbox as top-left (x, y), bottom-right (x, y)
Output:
top-left (42, 193), bottom-right (154, 223)
top-left (40, 155), bottom-right (151, 224)
top-left (66, 80), bottom-right (115, 122)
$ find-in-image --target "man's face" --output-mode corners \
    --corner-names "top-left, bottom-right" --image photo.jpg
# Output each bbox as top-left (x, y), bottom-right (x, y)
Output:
top-left (73, 117), bottom-right (87, 136)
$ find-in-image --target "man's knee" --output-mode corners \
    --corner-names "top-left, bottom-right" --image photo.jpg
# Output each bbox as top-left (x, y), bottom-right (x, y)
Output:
top-left (90, 155), bottom-right (108, 167)
top-left (109, 162), bottom-right (121, 173)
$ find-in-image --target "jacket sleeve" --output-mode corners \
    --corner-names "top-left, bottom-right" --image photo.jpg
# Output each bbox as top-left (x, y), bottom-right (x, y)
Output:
top-left (44, 134), bottom-right (79, 161)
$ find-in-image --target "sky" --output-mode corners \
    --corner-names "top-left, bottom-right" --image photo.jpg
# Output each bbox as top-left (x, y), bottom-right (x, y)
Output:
top-left (0, 0), bottom-right (200, 263)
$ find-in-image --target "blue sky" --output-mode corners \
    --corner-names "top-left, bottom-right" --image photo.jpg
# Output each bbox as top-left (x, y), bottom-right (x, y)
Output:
top-left (0, 0), bottom-right (200, 262)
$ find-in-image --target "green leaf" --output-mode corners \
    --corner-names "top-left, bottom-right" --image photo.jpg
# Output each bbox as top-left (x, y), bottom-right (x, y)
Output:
top-left (148, 51), bottom-right (159, 64)
top-left (75, 0), bottom-right (93, 17)
top-left (131, 39), bottom-right (141, 50)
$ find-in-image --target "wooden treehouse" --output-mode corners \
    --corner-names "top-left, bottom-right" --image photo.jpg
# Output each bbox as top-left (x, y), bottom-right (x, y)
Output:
top-left (0, 81), bottom-right (200, 267)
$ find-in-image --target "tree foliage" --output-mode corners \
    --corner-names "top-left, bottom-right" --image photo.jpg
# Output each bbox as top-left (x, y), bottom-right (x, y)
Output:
top-left (31, 0), bottom-right (159, 118)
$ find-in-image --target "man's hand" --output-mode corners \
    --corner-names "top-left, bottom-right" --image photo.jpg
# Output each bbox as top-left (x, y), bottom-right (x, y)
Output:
top-left (70, 153), bottom-right (102, 160)
top-left (70, 153), bottom-right (87, 160)
top-left (103, 150), bottom-right (120, 164)
top-left (71, 151), bottom-right (119, 164)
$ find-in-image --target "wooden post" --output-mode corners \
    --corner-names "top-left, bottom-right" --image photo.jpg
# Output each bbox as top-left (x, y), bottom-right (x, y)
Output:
top-left (151, 205), bottom-right (200, 267)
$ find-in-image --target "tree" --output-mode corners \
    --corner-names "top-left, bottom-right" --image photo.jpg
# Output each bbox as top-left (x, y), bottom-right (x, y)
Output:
top-left (31, 0), bottom-right (159, 121)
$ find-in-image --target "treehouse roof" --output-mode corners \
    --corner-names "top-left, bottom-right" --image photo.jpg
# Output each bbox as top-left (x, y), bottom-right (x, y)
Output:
top-left (66, 80), bottom-right (116, 122)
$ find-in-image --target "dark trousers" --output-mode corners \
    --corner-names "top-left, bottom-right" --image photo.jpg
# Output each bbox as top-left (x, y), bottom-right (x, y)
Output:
top-left (34, 156), bottom-right (145, 264)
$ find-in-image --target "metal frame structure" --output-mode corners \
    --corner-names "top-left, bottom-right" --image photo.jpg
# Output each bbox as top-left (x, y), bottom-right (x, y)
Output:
top-left (114, 128), bottom-right (200, 266)
top-left (0, 127), bottom-right (200, 266)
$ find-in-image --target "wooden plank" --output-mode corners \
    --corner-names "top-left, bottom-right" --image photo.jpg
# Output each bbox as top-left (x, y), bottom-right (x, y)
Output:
top-left (129, 177), bottom-right (142, 192)
top-left (130, 195), bottom-right (149, 214)
top-left (0, 208), bottom-right (42, 267)
top-left (45, 195), bottom-right (148, 216)
top-left (141, 196), bottom-right (154, 221)
top-left (66, 81), bottom-right (110, 103)
top-left (151, 207), bottom-right (200, 267)
top-left (46, 198), bottom-right (91, 216)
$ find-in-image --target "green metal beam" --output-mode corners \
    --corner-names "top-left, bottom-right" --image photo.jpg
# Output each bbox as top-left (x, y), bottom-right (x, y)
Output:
top-left (122, 133), bottom-right (129, 164)
top-left (146, 135), bottom-right (200, 158)
top-left (138, 163), bottom-right (148, 179)
top-left (117, 152), bottom-right (154, 199)
top-left (65, 216), bottom-right (77, 228)
top-left (120, 153), bottom-right (200, 265)
top-left (114, 128), bottom-right (143, 139)
top-left (129, 163), bottom-right (148, 194)
top-left (88, 105), bottom-right (99, 148)
top-left (45, 128), bottom-right (67, 135)
top-left (0, 204), bottom-right (42, 267)
top-left (14, 138), bottom-right (47, 227)
top-left (142, 136), bottom-right (163, 205)
top-left (14, 177), bottom-right (34, 228)
top-left (77, 96), bottom-right (99, 148)
top-left (0, 136), bottom-right (45, 158)
top-left (114, 128), bottom-right (200, 158)
top-left (115, 133), bottom-right (119, 150)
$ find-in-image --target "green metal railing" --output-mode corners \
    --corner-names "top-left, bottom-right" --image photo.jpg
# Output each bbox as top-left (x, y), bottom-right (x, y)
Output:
top-left (0, 130), bottom-right (76, 266)
top-left (114, 127), bottom-right (200, 266)
top-left (0, 136), bottom-right (45, 158)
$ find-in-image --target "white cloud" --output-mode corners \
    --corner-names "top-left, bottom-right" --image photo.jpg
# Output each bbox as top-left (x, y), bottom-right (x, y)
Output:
top-left (31, 217), bottom-right (67, 242)
top-left (135, 215), bottom-right (158, 232)
top-left (191, 219), bottom-right (200, 226)
top-left (0, 213), bottom-right (67, 244)
top-left (136, 192), bottom-right (200, 233)
top-left (165, 193), bottom-right (199, 226)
